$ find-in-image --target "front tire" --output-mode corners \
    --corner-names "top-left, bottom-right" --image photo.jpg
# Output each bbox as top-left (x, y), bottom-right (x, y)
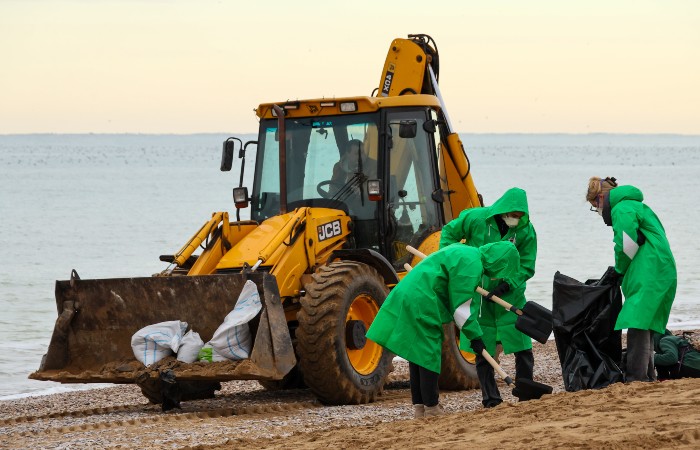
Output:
top-left (296, 261), bottom-right (393, 405)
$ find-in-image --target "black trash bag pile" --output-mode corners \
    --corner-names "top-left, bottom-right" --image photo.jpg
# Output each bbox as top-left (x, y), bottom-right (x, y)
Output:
top-left (552, 268), bottom-right (624, 391)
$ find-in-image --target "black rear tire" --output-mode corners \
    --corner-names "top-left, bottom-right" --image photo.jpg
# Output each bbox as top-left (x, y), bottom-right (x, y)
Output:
top-left (438, 324), bottom-right (479, 390)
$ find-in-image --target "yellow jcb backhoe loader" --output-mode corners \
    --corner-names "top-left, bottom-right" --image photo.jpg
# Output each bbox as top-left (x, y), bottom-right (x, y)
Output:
top-left (32, 34), bottom-right (483, 406)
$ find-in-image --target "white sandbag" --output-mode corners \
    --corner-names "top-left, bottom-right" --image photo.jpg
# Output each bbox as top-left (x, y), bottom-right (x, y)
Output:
top-left (209, 280), bottom-right (262, 360)
top-left (197, 343), bottom-right (228, 362)
top-left (176, 330), bottom-right (204, 363)
top-left (131, 320), bottom-right (188, 366)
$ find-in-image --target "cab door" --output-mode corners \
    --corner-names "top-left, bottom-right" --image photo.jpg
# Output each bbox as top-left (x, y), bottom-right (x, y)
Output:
top-left (382, 108), bottom-right (443, 270)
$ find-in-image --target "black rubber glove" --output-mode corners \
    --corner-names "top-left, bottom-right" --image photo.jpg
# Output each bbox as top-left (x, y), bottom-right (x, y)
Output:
top-left (601, 266), bottom-right (623, 285)
top-left (485, 281), bottom-right (510, 301)
top-left (637, 230), bottom-right (646, 245)
top-left (470, 339), bottom-right (485, 355)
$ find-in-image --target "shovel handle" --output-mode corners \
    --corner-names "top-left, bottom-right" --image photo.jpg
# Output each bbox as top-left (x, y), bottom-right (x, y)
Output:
top-left (405, 245), bottom-right (523, 316)
top-left (406, 245), bottom-right (428, 260)
top-left (475, 287), bottom-right (523, 316)
top-left (480, 349), bottom-right (513, 386)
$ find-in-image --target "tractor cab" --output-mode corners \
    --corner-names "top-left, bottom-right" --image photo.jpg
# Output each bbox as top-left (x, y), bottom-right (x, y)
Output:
top-left (225, 96), bottom-right (449, 271)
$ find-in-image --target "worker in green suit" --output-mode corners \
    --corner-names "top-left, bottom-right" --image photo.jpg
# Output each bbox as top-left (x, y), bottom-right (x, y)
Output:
top-left (366, 241), bottom-right (520, 418)
top-left (439, 187), bottom-right (537, 407)
top-left (587, 177), bottom-right (677, 382)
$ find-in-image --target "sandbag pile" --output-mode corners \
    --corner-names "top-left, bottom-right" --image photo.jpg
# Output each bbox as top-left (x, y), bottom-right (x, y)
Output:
top-left (130, 280), bottom-right (262, 366)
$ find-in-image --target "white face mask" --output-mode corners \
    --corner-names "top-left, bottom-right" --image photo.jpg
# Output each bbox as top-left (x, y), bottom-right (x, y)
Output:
top-left (597, 209), bottom-right (603, 217)
top-left (502, 215), bottom-right (520, 228)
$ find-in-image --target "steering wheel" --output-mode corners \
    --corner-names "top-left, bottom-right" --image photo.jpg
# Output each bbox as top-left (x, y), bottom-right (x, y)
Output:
top-left (316, 180), bottom-right (346, 198)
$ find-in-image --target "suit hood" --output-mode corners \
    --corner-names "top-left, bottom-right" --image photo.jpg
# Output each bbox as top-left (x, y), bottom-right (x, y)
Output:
top-left (487, 188), bottom-right (530, 226)
top-left (609, 185), bottom-right (644, 208)
top-left (479, 241), bottom-right (520, 280)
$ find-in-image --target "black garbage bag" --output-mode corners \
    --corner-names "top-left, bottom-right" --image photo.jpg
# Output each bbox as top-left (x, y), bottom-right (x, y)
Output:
top-left (553, 269), bottom-right (624, 391)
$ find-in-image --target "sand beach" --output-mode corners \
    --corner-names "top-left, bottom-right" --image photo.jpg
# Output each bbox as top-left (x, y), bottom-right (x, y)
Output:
top-left (2, 335), bottom-right (699, 450)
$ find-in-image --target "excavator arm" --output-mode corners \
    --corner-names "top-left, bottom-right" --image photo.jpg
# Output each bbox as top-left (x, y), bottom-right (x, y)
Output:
top-left (378, 34), bottom-right (482, 218)
top-left (377, 34), bottom-right (439, 98)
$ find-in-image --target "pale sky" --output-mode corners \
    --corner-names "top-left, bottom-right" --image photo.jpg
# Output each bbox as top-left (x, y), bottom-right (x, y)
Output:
top-left (1, 0), bottom-right (698, 134)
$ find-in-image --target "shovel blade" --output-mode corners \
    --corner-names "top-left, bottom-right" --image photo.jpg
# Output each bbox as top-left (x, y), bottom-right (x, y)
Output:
top-left (522, 300), bottom-right (553, 323)
top-left (512, 378), bottom-right (553, 401)
top-left (515, 301), bottom-right (553, 344)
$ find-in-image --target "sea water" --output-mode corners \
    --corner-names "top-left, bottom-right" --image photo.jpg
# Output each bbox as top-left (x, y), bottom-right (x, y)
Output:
top-left (1, 133), bottom-right (698, 399)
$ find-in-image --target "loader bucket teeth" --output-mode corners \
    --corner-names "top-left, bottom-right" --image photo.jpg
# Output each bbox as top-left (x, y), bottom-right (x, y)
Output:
top-left (30, 273), bottom-right (295, 385)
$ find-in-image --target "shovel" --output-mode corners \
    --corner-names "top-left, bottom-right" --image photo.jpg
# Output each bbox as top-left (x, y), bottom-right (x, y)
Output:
top-left (479, 347), bottom-right (553, 401)
top-left (405, 245), bottom-right (553, 344)
top-left (474, 287), bottom-right (552, 344)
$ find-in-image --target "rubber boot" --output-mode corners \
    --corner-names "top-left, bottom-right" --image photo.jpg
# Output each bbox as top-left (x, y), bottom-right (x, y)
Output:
top-left (424, 404), bottom-right (445, 417)
top-left (413, 404), bottom-right (425, 419)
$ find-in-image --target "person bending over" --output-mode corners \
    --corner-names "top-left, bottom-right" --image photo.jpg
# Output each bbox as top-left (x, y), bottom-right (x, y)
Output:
top-left (366, 241), bottom-right (520, 417)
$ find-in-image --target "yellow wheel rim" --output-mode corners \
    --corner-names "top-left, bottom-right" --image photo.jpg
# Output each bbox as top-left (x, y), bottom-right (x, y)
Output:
top-left (346, 293), bottom-right (383, 375)
top-left (455, 329), bottom-right (477, 364)
top-left (460, 349), bottom-right (477, 365)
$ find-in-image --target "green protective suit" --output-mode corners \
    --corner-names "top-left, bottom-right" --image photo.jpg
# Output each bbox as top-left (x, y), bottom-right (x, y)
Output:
top-left (609, 185), bottom-right (677, 334)
top-left (439, 187), bottom-right (537, 355)
top-left (365, 241), bottom-right (520, 373)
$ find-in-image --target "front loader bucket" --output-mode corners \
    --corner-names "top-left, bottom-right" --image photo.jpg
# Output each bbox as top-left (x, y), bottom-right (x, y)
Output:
top-left (30, 272), bottom-right (295, 385)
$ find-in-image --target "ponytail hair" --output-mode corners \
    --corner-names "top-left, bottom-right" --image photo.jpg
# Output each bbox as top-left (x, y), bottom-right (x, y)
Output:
top-left (586, 176), bottom-right (618, 203)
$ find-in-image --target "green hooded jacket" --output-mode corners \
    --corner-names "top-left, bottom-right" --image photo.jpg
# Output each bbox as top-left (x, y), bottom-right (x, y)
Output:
top-left (653, 332), bottom-right (700, 372)
top-left (439, 187), bottom-right (537, 355)
top-left (366, 241), bottom-right (520, 373)
top-left (608, 185), bottom-right (677, 334)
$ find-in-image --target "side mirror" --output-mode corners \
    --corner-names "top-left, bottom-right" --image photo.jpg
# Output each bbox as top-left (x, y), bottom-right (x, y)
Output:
top-left (242, 140), bottom-right (258, 156)
top-left (423, 120), bottom-right (437, 133)
top-left (398, 120), bottom-right (417, 139)
top-left (221, 139), bottom-right (236, 171)
top-left (233, 186), bottom-right (249, 209)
